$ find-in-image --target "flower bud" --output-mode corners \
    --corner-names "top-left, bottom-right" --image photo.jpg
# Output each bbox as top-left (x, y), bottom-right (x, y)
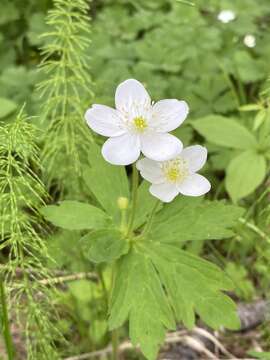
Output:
top-left (117, 197), bottom-right (129, 210)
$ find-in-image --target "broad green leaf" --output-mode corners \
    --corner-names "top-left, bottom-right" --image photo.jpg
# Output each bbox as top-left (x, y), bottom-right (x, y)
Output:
top-left (109, 242), bottom-right (239, 360)
top-left (69, 280), bottom-right (93, 303)
top-left (41, 201), bottom-right (109, 230)
top-left (150, 197), bottom-right (244, 243)
top-left (109, 249), bottom-right (175, 360)
top-left (234, 51), bottom-right (265, 83)
top-left (143, 241), bottom-right (240, 330)
top-left (80, 229), bottom-right (129, 263)
top-left (225, 150), bottom-right (266, 202)
top-left (0, 97), bottom-right (17, 118)
top-left (192, 115), bottom-right (257, 149)
top-left (133, 181), bottom-right (162, 230)
top-left (83, 143), bottom-right (129, 221)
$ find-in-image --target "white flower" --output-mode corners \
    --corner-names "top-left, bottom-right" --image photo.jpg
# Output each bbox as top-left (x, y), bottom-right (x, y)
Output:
top-left (136, 145), bottom-right (211, 203)
top-left (243, 34), bottom-right (256, 48)
top-left (85, 79), bottom-right (189, 165)
top-left (217, 10), bottom-right (236, 23)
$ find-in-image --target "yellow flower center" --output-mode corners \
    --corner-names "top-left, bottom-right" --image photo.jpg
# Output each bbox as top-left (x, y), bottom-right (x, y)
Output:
top-left (133, 116), bottom-right (147, 132)
top-left (166, 167), bottom-right (180, 182)
top-left (163, 158), bottom-right (189, 183)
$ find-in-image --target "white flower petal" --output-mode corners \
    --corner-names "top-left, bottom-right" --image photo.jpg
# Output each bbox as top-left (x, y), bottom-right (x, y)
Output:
top-left (152, 99), bottom-right (189, 132)
top-left (85, 105), bottom-right (125, 137)
top-left (181, 145), bottom-right (207, 173)
top-left (136, 158), bottom-right (164, 184)
top-left (150, 182), bottom-right (179, 202)
top-left (115, 79), bottom-right (151, 113)
top-left (141, 132), bottom-right (183, 161)
top-left (102, 133), bottom-right (140, 165)
top-left (178, 174), bottom-right (211, 197)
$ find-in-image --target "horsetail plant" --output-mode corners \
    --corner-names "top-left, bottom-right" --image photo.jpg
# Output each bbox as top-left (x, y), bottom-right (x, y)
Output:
top-left (0, 109), bottom-right (60, 360)
top-left (37, 0), bottom-right (94, 196)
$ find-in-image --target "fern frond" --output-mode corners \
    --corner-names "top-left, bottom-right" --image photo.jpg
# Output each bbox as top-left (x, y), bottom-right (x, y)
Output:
top-left (0, 109), bottom-right (61, 360)
top-left (37, 0), bottom-right (94, 195)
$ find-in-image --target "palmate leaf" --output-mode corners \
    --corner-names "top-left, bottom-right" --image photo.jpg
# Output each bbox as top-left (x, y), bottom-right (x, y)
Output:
top-left (83, 143), bottom-right (129, 222)
top-left (133, 181), bottom-right (162, 230)
top-left (149, 197), bottom-right (244, 243)
top-left (80, 229), bottom-right (129, 263)
top-left (109, 241), bottom-right (239, 360)
top-left (41, 200), bottom-right (110, 230)
top-left (108, 248), bottom-right (176, 360)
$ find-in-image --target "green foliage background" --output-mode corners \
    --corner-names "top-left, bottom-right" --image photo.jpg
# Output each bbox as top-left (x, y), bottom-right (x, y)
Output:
top-left (1, 0), bottom-right (270, 359)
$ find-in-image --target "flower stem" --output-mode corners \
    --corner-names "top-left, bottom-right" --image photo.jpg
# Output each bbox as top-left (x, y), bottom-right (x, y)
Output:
top-left (142, 199), bottom-right (160, 235)
top-left (0, 278), bottom-right (15, 360)
top-left (126, 164), bottom-right (139, 237)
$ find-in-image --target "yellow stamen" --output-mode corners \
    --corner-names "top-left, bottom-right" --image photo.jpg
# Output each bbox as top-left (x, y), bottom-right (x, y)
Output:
top-left (166, 167), bottom-right (180, 182)
top-left (133, 116), bottom-right (147, 132)
top-left (163, 158), bottom-right (189, 183)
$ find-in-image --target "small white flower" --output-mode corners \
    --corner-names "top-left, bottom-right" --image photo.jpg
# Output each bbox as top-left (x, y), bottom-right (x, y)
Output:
top-left (217, 10), bottom-right (236, 23)
top-left (85, 79), bottom-right (188, 165)
top-left (243, 34), bottom-right (256, 48)
top-left (136, 145), bottom-right (211, 203)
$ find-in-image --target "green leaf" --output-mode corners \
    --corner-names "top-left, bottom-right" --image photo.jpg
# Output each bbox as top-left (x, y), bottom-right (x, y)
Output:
top-left (109, 242), bottom-right (239, 360)
top-left (0, 97), bottom-right (17, 118)
top-left (144, 241), bottom-right (240, 330)
top-left (248, 351), bottom-right (270, 360)
top-left (192, 115), bottom-right (257, 149)
top-left (69, 280), bottom-right (93, 303)
top-left (150, 197), bottom-right (244, 243)
top-left (133, 181), bottom-right (162, 230)
top-left (80, 229), bottom-right (129, 263)
top-left (83, 143), bottom-right (129, 221)
top-left (109, 249), bottom-right (175, 360)
top-left (41, 200), bottom-right (109, 230)
top-left (225, 151), bottom-right (266, 202)
top-left (234, 51), bottom-right (265, 83)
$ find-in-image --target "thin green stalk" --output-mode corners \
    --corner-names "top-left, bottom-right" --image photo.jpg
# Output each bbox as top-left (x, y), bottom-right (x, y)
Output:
top-left (0, 279), bottom-right (15, 360)
top-left (97, 268), bottom-right (109, 310)
top-left (108, 265), bottom-right (119, 360)
top-left (239, 217), bottom-right (270, 243)
top-left (126, 164), bottom-right (139, 237)
top-left (120, 208), bottom-right (128, 234)
top-left (142, 200), bottom-right (160, 236)
top-left (111, 329), bottom-right (119, 360)
top-left (219, 62), bottom-right (241, 108)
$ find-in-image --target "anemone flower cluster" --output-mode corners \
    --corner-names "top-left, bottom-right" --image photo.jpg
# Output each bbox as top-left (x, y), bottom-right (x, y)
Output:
top-left (85, 79), bottom-right (210, 202)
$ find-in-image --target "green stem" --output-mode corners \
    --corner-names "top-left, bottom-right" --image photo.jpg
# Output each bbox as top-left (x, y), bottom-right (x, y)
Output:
top-left (0, 279), bottom-right (15, 360)
top-left (239, 217), bottom-right (270, 243)
top-left (120, 208), bottom-right (127, 234)
top-left (126, 164), bottom-right (139, 237)
top-left (111, 329), bottom-right (119, 360)
top-left (142, 200), bottom-right (160, 236)
top-left (97, 268), bottom-right (109, 310)
top-left (219, 62), bottom-right (241, 108)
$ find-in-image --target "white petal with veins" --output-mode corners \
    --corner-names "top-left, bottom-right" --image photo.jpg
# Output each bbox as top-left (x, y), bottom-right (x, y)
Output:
top-left (115, 79), bottom-right (151, 113)
top-left (181, 145), bottom-right (207, 173)
top-left (141, 132), bottom-right (183, 162)
top-left (102, 133), bottom-right (140, 166)
top-left (152, 99), bottom-right (189, 132)
top-left (136, 158), bottom-right (164, 184)
top-left (178, 174), bottom-right (211, 197)
top-left (150, 182), bottom-right (179, 202)
top-left (85, 105), bottom-right (125, 137)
